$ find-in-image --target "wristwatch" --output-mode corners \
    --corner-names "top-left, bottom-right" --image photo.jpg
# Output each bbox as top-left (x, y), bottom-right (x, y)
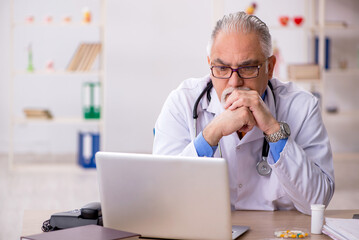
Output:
top-left (264, 122), bottom-right (291, 143)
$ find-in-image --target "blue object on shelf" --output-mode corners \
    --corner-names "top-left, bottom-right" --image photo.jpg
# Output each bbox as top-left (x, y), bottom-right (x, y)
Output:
top-left (315, 36), bottom-right (330, 70)
top-left (325, 38), bottom-right (330, 70)
top-left (78, 132), bottom-right (100, 168)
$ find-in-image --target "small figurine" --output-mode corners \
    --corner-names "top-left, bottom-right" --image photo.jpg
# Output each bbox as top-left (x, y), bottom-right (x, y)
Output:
top-left (26, 16), bottom-right (34, 23)
top-left (46, 60), bottom-right (55, 72)
top-left (44, 15), bottom-right (53, 23)
top-left (82, 7), bottom-right (91, 23)
top-left (63, 16), bottom-right (72, 23)
top-left (246, 2), bottom-right (257, 15)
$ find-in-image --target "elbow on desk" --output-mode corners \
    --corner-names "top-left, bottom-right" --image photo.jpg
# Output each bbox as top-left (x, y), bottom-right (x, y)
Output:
top-left (296, 179), bottom-right (335, 215)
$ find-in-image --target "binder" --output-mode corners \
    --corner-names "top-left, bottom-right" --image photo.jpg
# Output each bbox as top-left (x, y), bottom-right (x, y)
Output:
top-left (315, 36), bottom-right (330, 70)
top-left (83, 82), bottom-right (101, 119)
top-left (78, 132), bottom-right (100, 168)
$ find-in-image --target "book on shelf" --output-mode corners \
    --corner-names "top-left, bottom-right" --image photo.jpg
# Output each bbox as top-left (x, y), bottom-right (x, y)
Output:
top-left (21, 224), bottom-right (141, 240)
top-left (23, 108), bottom-right (53, 119)
top-left (67, 43), bottom-right (101, 72)
top-left (322, 217), bottom-right (359, 240)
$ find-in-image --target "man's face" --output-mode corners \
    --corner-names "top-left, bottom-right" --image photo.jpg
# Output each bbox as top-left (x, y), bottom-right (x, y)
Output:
top-left (207, 31), bottom-right (276, 101)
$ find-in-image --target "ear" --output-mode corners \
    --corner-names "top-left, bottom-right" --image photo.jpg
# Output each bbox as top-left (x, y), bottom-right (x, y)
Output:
top-left (267, 55), bottom-right (276, 80)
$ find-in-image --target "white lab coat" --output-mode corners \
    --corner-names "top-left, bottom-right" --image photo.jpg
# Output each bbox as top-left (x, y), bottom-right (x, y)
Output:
top-left (153, 75), bottom-right (334, 215)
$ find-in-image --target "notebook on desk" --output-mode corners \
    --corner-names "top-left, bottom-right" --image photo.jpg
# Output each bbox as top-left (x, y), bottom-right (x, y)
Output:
top-left (96, 152), bottom-right (249, 240)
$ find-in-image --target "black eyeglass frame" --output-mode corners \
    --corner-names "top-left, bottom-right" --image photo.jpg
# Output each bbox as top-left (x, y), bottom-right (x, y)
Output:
top-left (210, 64), bottom-right (264, 79)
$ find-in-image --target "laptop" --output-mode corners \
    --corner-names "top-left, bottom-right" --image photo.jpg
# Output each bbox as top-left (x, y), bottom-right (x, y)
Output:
top-left (96, 152), bottom-right (249, 240)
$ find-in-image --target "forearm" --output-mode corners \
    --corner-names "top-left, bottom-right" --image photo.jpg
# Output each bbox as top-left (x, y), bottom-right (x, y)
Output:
top-left (202, 122), bottom-right (222, 146)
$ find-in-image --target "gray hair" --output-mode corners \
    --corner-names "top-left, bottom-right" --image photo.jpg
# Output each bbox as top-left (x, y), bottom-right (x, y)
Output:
top-left (207, 11), bottom-right (272, 58)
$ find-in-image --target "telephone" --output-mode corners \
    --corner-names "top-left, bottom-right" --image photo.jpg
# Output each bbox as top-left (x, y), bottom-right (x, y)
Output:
top-left (42, 202), bottom-right (103, 232)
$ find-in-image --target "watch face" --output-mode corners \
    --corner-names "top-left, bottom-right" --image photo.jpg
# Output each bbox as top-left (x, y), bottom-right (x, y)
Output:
top-left (282, 122), bottom-right (291, 136)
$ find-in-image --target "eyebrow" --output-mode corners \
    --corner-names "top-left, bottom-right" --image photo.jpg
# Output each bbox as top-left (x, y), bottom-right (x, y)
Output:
top-left (212, 58), bottom-right (261, 67)
top-left (238, 59), bottom-right (261, 66)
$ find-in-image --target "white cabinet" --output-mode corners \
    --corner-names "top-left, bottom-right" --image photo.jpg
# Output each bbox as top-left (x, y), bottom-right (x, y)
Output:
top-left (8, 0), bottom-right (106, 167)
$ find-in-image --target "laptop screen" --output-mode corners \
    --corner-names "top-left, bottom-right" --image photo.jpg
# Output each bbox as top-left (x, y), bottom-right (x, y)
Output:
top-left (96, 152), bottom-right (233, 240)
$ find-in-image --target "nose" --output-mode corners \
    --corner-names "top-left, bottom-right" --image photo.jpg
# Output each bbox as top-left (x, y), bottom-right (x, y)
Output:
top-left (228, 71), bottom-right (244, 88)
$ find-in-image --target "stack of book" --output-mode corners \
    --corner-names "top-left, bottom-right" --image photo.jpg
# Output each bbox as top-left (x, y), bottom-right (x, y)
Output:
top-left (23, 109), bottom-right (53, 119)
top-left (67, 43), bottom-right (101, 72)
top-left (322, 217), bottom-right (359, 240)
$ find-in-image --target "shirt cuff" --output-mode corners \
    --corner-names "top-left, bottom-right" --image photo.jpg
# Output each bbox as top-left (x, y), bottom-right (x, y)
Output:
top-left (194, 131), bottom-right (218, 157)
top-left (269, 138), bottom-right (288, 163)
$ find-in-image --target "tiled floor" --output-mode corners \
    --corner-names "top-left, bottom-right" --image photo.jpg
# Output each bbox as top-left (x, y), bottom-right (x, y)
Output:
top-left (0, 158), bottom-right (100, 240)
top-left (1, 152), bottom-right (358, 240)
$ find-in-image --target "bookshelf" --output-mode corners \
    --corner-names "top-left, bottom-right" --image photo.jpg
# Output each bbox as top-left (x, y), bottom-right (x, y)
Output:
top-left (316, 0), bottom-right (359, 121)
top-left (278, 0), bottom-right (359, 117)
top-left (8, 0), bottom-right (106, 168)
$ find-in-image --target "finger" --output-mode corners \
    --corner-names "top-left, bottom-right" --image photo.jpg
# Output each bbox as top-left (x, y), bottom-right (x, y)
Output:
top-left (228, 100), bottom-right (244, 110)
top-left (224, 90), bottom-right (247, 109)
top-left (244, 109), bottom-right (257, 131)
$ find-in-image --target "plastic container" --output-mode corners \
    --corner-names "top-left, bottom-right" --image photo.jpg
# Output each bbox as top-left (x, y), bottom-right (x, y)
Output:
top-left (311, 204), bottom-right (325, 234)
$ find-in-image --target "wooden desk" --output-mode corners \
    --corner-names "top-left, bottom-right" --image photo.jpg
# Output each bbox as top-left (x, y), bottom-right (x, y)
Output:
top-left (231, 209), bottom-right (357, 239)
top-left (22, 209), bottom-right (358, 239)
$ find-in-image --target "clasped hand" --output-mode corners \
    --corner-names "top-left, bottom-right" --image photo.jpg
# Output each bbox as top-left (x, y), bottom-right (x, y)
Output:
top-left (203, 89), bottom-right (278, 146)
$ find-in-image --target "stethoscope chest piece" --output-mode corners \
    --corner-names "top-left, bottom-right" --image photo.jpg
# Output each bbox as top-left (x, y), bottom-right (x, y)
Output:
top-left (256, 157), bottom-right (272, 176)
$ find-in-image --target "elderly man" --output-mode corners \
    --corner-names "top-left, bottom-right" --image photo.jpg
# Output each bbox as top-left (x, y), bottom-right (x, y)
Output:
top-left (153, 11), bottom-right (334, 215)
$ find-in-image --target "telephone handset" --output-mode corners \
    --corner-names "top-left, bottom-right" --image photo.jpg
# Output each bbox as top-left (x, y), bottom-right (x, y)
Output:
top-left (42, 202), bottom-right (103, 232)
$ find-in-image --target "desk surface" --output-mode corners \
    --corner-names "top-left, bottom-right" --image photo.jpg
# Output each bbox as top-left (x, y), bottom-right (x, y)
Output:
top-left (22, 209), bottom-right (358, 239)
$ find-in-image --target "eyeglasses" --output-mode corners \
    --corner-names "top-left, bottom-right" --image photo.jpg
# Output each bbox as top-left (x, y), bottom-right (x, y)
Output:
top-left (210, 64), bottom-right (263, 79)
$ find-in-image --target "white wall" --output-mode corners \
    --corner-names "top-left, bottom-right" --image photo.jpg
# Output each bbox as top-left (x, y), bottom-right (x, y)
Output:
top-left (1, 0), bottom-right (358, 156)
top-left (0, 0), bottom-right (11, 153)
top-left (104, 0), bottom-right (211, 153)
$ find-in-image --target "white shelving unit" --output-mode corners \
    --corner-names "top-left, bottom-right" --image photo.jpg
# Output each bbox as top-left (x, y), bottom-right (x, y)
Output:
top-left (317, 0), bottom-right (359, 117)
top-left (284, 0), bottom-right (359, 115)
top-left (8, 0), bottom-right (106, 168)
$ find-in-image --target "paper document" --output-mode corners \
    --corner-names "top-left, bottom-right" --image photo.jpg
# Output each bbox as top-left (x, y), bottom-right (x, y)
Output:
top-left (322, 217), bottom-right (359, 240)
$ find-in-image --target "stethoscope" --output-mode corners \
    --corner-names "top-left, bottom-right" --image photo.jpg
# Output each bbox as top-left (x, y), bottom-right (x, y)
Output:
top-left (192, 80), bottom-right (276, 176)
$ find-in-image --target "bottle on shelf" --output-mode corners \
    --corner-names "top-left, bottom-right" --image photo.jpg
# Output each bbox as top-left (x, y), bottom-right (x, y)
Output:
top-left (82, 7), bottom-right (91, 24)
top-left (27, 43), bottom-right (34, 72)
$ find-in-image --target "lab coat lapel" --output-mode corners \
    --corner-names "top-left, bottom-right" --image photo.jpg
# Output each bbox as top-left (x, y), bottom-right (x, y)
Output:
top-left (202, 87), bottom-right (223, 115)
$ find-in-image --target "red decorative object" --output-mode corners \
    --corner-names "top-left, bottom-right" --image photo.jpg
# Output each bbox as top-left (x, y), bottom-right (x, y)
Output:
top-left (26, 16), bottom-right (34, 23)
top-left (279, 16), bottom-right (289, 26)
top-left (44, 16), bottom-right (53, 23)
top-left (293, 16), bottom-right (304, 26)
